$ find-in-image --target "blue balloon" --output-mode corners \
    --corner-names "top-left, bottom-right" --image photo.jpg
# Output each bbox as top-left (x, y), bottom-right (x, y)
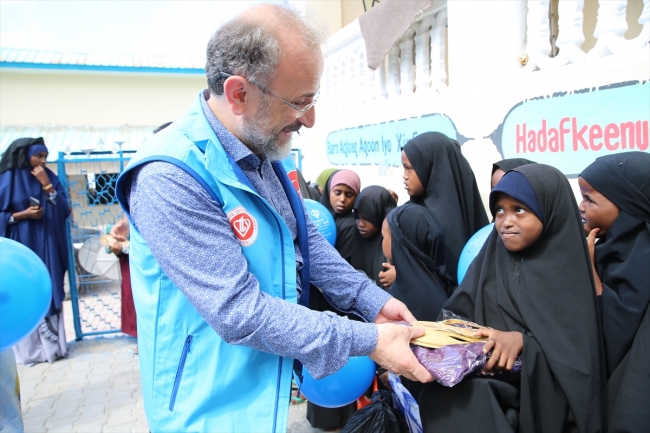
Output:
top-left (295, 356), bottom-right (375, 408)
top-left (304, 199), bottom-right (337, 246)
top-left (0, 237), bottom-right (52, 351)
top-left (457, 223), bottom-right (495, 284)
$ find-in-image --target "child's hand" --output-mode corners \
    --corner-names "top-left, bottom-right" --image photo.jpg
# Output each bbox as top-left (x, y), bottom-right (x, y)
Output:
top-left (587, 228), bottom-right (603, 295)
top-left (474, 329), bottom-right (523, 372)
top-left (378, 371), bottom-right (392, 390)
top-left (379, 263), bottom-right (396, 287)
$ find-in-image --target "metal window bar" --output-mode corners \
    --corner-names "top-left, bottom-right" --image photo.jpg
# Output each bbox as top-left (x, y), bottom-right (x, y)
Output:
top-left (58, 149), bottom-right (136, 340)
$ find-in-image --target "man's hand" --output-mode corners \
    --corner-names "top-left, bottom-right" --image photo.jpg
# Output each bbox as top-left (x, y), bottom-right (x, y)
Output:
top-left (378, 263), bottom-right (396, 288)
top-left (370, 323), bottom-right (434, 383)
top-left (475, 328), bottom-right (523, 372)
top-left (375, 297), bottom-right (416, 324)
top-left (110, 217), bottom-right (130, 241)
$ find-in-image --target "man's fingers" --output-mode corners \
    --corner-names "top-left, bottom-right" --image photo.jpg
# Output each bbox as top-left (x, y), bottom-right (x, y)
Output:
top-left (403, 360), bottom-right (434, 383)
top-left (398, 304), bottom-right (417, 324)
top-left (482, 339), bottom-right (495, 354)
top-left (407, 325), bottom-right (425, 340)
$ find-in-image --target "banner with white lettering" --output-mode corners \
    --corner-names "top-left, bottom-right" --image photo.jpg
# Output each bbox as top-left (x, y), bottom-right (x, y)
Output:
top-left (325, 114), bottom-right (457, 166)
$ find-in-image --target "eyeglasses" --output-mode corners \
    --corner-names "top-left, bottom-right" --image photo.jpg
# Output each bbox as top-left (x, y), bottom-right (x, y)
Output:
top-left (219, 72), bottom-right (319, 119)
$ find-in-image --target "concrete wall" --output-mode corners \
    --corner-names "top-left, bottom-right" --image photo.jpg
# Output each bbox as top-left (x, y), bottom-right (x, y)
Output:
top-left (0, 69), bottom-right (205, 127)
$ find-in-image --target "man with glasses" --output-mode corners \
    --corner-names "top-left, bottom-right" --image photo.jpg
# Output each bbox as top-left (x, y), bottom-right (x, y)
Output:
top-left (116, 4), bottom-right (432, 432)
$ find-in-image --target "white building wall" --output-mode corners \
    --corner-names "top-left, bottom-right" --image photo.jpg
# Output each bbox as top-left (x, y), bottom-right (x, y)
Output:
top-left (293, 0), bottom-right (650, 211)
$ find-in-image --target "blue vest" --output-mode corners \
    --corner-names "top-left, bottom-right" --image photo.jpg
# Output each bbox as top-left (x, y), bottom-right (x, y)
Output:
top-left (115, 92), bottom-right (310, 433)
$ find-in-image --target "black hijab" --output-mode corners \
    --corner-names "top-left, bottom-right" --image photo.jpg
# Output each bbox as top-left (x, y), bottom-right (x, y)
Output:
top-left (403, 132), bottom-right (489, 284)
top-left (319, 170), bottom-right (357, 263)
top-left (491, 158), bottom-right (537, 175)
top-left (432, 164), bottom-right (603, 433)
top-left (0, 137), bottom-right (45, 173)
top-left (388, 203), bottom-right (454, 321)
top-left (580, 151), bottom-right (650, 377)
top-left (350, 186), bottom-right (395, 287)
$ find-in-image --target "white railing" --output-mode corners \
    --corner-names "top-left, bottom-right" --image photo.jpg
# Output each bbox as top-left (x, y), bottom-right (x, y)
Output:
top-left (322, 0), bottom-right (649, 109)
top-left (323, 0), bottom-right (448, 109)
top-left (524, 0), bottom-right (650, 71)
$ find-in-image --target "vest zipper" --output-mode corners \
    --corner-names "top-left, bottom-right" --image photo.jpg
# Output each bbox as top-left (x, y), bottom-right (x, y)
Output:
top-left (169, 334), bottom-right (193, 411)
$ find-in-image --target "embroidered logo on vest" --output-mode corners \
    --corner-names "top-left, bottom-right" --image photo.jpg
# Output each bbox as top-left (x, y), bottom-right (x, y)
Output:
top-left (227, 206), bottom-right (258, 247)
top-left (287, 170), bottom-right (301, 195)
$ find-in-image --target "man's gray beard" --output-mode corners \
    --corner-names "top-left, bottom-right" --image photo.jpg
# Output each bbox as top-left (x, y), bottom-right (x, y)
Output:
top-left (238, 101), bottom-right (292, 161)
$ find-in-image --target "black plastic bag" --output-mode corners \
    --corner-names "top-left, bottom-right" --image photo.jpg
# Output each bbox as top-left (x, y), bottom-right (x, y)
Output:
top-left (341, 389), bottom-right (409, 433)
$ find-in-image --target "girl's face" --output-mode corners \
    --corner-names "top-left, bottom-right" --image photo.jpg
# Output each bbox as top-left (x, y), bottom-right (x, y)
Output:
top-left (578, 177), bottom-right (620, 238)
top-left (30, 152), bottom-right (48, 169)
top-left (381, 218), bottom-right (393, 264)
top-left (491, 168), bottom-right (506, 190)
top-left (494, 193), bottom-right (543, 252)
top-left (329, 184), bottom-right (357, 215)
top-left (355, 211), bottom-right (380, 239)
top-left (401, 151), bottom-right (425, 197)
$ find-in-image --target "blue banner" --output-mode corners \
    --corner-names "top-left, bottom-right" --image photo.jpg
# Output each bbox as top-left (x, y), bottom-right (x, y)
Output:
top-left (498, 81), bottom-right (649, 175)
top-left (326, 114), bottom-right (457, 166)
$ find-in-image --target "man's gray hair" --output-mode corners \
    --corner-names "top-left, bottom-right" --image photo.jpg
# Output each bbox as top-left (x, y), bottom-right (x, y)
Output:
top-left (206, 4), bottom-right (325, 96)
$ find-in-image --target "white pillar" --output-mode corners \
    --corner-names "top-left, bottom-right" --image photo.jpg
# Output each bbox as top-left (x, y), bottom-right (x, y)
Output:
top-left (399, 28), bottom-right (416, 95)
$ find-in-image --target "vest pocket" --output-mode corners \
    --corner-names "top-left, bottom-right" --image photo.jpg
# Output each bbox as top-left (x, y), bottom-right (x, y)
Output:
top-left (169, 334), bottom-right (193, 411)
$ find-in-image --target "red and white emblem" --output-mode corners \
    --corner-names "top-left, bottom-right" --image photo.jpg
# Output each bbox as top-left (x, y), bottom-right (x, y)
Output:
top-left (287, 170), bottom-right (301, 195)
top-left (227, 206), bottom-right (258, 247)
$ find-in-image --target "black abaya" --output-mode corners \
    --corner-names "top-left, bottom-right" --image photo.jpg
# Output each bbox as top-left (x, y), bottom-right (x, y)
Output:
top-left (580, 152), bottom-right (650, 432)
top-left (492, 158), bottom-right (537, 176)
top-left (580, 151), bottom-right (650, 376)
top-left (403, 132), bottom-right (489, 283)
top-left (350, 186), bottom-right (395, 287)
top-left (387, 203), bottom-right (454, 322)
top-left (420, 164), bottom-right (603, 433)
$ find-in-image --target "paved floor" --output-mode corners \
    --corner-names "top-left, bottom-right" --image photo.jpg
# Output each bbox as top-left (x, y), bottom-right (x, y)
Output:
top-left (15, 300), bottom-right (323, 433)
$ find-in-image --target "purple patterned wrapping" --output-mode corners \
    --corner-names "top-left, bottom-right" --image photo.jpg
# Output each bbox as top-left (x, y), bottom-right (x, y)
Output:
top-left (412, 343), bottom-right (486, 387)
top-left (412, 343), bottom-right (523, 387)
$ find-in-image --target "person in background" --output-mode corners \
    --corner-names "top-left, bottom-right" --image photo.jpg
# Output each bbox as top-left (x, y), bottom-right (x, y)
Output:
top-left (107, 215), bottom-right (137, 353)
top-left (419, 164), bottom-right (603, 433)
top-left (296, 169), bottom-right (319, 201)
top-left (315, 168), bottom-right (336, 195)
top-left (308, 169), bottom-right (364, 431)
top-left (0, 137), bottom-right (71, 365)
top-left (401, 132), bottom-right (489, 285)
top-left (382, 203), bottom-right (454, 400)
top-left (351, 185), bottom-right (396, 288)
top-left (490, 158), bottom-right (537, 190)
top-left (319, 169), bottom-right (361, 264)
top-left (579, 151), bottom-right (650, 432)
top-left (114, 5), bottom-right (432, 431)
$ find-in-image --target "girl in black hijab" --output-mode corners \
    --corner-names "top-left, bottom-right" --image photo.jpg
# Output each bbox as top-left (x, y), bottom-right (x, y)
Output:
top-left (351, 186), bottom-right (396, 288)
top-left (383, 203), bottom-right (456, 401)
top-left (419, 164), bottom-right (603, 433)
top-left (579, 151), bottom-right (650, 432)
top-left (402, 132), bottom-right (489, 284)
top-left (491, 158), bottom-right (537, 189)
top-left (383, 203), bottom-right (454, 322)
